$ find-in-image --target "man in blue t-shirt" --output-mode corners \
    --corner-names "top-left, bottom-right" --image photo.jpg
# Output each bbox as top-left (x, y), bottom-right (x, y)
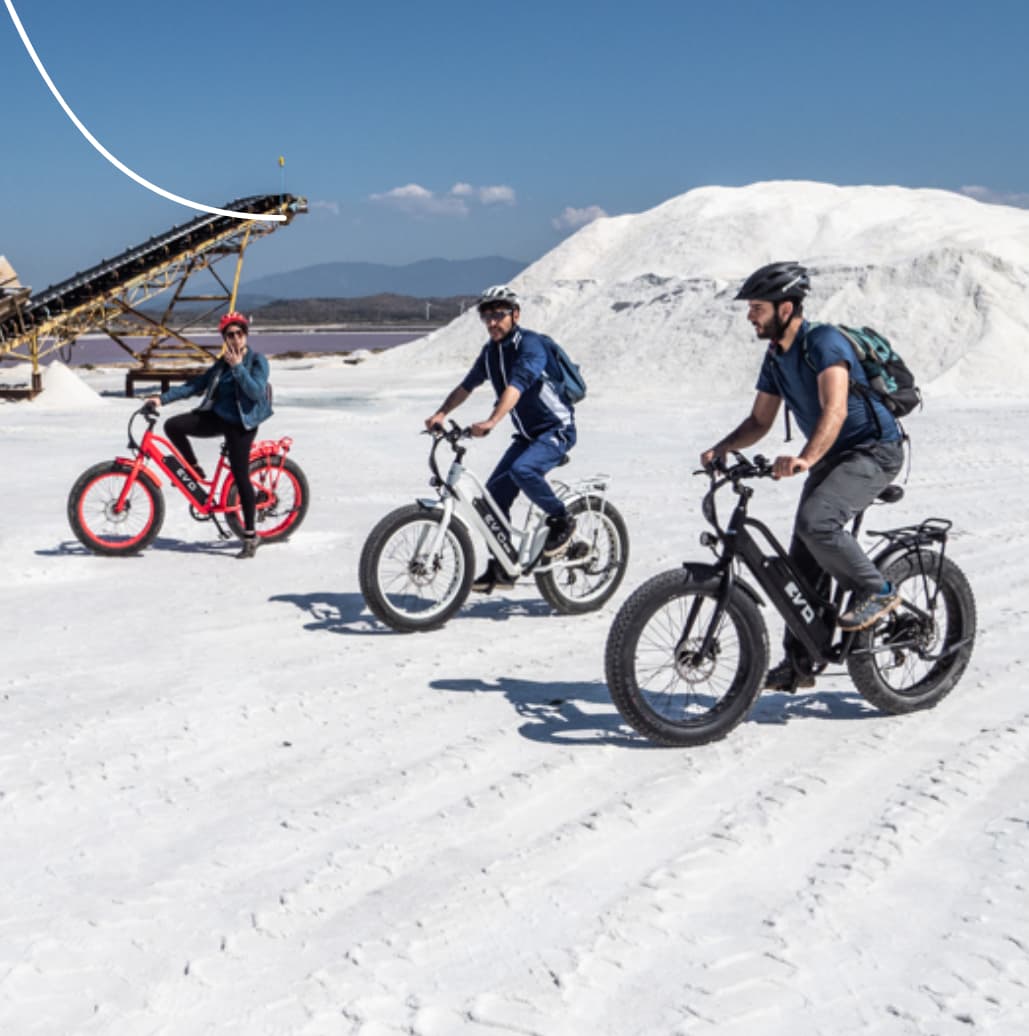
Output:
top-left (700, 262), bottom-right (905, 693)
top-left (425, 285), bottom-right (578, 593)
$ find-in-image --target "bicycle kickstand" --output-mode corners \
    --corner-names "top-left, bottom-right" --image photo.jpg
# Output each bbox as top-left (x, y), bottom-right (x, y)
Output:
top-left (210, 513), bottom-right (233, 541)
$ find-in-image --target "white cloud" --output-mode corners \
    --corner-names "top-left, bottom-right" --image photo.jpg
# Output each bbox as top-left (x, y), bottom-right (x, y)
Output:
top-left (478, 185), bottom-right (516, 206)
top-left (310, 199), bottom-right (340, 216)
top-left (369, 183), bottom-right (469, 217)
top-left (369, 181), bottom-right (517, 217)
top-left (552, 204), bottom-right (609, 231)
top-left (960, 185), bottom-right (1029, 209)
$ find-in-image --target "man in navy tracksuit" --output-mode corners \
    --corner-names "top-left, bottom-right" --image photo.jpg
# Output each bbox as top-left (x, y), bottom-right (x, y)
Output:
top-left (425, 285), bottom-right (577, 593)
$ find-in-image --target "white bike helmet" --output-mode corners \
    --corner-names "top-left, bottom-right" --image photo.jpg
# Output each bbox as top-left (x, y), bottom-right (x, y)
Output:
top-left (476, 285), bottom-right (519, 311)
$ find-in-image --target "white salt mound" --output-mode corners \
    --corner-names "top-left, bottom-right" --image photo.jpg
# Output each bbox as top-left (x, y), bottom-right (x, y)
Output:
top-left (31, 361), bottom-right (105, 409)
top-left (372, 180), bottom-right (1029, 401)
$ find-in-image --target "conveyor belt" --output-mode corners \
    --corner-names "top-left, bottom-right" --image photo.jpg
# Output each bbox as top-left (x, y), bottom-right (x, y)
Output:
top-left (0, 194), bottom-right (306, 376)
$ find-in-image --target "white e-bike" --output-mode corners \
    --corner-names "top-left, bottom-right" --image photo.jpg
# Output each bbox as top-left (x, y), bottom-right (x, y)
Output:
top-left (359, 422), bottom-right (629, 632)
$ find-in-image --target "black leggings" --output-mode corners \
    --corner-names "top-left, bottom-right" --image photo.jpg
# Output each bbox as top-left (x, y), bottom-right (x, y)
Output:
top-left (165, 411), bottom-right (258, 532)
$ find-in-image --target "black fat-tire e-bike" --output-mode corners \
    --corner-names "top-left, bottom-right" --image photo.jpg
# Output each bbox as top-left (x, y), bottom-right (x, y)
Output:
top-left (604, 453), bottom-right (977, 747)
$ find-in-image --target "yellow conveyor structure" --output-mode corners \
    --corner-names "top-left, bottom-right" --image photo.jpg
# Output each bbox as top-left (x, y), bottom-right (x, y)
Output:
top-left (0, 194), bottom-right (307, 397)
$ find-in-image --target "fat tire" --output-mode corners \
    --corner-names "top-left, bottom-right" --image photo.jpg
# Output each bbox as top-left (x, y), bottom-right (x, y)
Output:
top-left (536, 496), bottom-right (630, 614)
top-left (226, 456), bottom-right (310, 543)
top-left (847, 551), bottom-right (976, 714)
top-left (359, 505), bottom-right (475, 632)
top-left (604, 568), bottom-right (768, 747)
top-left (67, 461), bottom-right (165, 556)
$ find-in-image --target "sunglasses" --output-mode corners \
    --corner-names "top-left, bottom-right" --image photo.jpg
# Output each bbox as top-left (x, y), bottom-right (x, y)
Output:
top-left (479, 308), bottom-right (513, 324)
top-left (223, 328), bottom-right (247, 339)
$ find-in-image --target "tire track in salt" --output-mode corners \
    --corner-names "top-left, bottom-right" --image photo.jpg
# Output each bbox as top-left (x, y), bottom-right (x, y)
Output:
top-left (761, 711), bottom-right (1029, 1034)
top-left (477, 667), bottom-right (1029, 1034)
top-left (464, 708), bottom-right (977, 1034)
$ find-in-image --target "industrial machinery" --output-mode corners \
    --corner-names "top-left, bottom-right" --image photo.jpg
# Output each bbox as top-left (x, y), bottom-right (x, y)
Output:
top-left (0, 194), bottom-right (307, 398)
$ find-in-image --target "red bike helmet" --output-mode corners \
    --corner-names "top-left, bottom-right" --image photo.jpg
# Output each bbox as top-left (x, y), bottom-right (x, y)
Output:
top-left (219, 311), bottom-right (249, 335)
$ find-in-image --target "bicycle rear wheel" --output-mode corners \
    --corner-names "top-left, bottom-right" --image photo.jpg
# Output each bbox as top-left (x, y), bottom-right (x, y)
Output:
top-left (67, 462), bottom-right (165, 556)
top-left (604, 569), bottom-right (768, 746)
top-left (847, 550), bottom-right (976, 713)
top-left (226, 456), bottom-right (309, 542)
top-left (535, 496), bottom-right (629, 614)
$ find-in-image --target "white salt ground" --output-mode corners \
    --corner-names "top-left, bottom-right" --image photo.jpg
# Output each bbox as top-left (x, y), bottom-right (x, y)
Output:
top-left (2, 181), bottom-right (1028, 1034)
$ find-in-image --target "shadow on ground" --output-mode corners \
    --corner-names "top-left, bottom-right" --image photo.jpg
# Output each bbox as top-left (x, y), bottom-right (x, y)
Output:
top-left (269, 591), bottom-right (383, 635)
top-left (430, 675), bottom-right (652, 748)
top-left (269, 589), bottom-right (556, 635)
top-left (749, 687), bottom-right (879, 725)
top-left (38, 536), bottom-right (237, 558)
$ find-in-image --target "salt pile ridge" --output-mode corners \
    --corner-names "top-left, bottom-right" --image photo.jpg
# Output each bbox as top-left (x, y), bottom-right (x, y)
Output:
top-left (32, 361), bottom-right (105, 409)
top-left (380, 181), bottom-right (1029, 400)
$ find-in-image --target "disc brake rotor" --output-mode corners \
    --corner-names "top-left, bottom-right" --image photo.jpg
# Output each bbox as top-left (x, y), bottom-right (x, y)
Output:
top-left (675, 639), bottom-right (718, 684)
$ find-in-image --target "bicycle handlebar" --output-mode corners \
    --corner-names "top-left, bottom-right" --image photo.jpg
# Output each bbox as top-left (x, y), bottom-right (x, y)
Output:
top-left (424, 419), bottom-right (473, 443)
top-left (424, 420), bottom-right (473, 484)
top-left (695, 452), bottom-right (775, 482)
top-left (121, 401), bottom-right (160, 451)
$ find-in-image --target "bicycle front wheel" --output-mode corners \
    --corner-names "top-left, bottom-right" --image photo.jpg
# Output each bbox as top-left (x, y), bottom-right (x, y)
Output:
top-left (847, 550), bottom-right (977, 714)
top-left (359, 505), bottom-right (475, 632)
top-left (226, 456), bottom-right (310, 543)
top-left (535, 496), bottom-right (630, 614)
top-left (67, 462), bottom-right (165, 556)
top-left (604, 569), bottom-right (768, 746)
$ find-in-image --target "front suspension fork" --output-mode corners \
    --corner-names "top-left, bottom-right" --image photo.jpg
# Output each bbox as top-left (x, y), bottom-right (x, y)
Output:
top-left (424, 496), bottom-right (456, 561)
top-left (675, 568), bottom-right (734, 665)
top-left (114, 454), bottom-right (149, 512)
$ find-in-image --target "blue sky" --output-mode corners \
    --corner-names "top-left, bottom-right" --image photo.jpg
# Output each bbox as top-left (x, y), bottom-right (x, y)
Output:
top-left (3, 0), bottom-right (1028, 289)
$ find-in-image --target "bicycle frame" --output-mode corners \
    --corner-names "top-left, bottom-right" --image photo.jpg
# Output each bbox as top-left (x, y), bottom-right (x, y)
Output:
top-left (418, 423), bottom-right (611, 579)
top-left (113, 406), bottom-right (294, 522)
top-left (693, 454), bottom-right (955, 670)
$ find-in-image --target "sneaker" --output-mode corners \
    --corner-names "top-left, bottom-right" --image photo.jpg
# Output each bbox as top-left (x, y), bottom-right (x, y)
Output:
top-left (764, 658), bottom-right (816, 693)
top-left (838, 586), bottom-right (900, 631)
top-left (471, 560), bottom-right (516, 594)
top-left (543, 513), bottom-right (577, 557)
top-left (236, 534), bottom-right (259, 560)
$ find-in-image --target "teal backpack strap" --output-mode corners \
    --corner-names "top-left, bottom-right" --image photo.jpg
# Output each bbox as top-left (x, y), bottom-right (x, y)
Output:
top-left (782, 323), bottom-right (819, 442)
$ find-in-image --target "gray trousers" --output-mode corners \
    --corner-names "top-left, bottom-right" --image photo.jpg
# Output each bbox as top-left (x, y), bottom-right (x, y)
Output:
top-left (782, 439), bottom-right (904, 665)
top-left (790, 439), bottom-right (905, 601)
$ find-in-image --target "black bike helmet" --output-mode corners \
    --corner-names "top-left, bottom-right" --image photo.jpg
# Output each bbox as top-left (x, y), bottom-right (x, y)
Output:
top-left (734, 261), bottom-right (810, 302)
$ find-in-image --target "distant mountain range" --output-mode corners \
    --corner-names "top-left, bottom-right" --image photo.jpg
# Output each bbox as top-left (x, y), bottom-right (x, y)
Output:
top-left (241, 256), bottom-right (527, 302)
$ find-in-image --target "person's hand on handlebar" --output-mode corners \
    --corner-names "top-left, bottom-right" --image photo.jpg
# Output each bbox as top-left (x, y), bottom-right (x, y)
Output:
top-left (772, 454), bottom-right (810, 479)
top-left (699, 446), bottom-right (726, 473)
top-left (424, 412), bottom-right (447, 433)
top-left (470, 418), bottom-right (498, 438)
top-left (143, 396), bottom-right (161, 408)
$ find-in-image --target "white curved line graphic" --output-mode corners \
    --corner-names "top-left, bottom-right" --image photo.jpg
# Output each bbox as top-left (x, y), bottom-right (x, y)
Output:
top-left (3, 0), bottom-right (284, 222)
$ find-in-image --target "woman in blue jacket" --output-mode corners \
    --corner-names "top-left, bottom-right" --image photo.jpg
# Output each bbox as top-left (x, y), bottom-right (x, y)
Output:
top-left (146, 311), bottom-right (273, 558)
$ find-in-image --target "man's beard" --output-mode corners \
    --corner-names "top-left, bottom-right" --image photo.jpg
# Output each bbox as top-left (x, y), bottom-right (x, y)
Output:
top-left (752, 311), bottom-right (787, 342)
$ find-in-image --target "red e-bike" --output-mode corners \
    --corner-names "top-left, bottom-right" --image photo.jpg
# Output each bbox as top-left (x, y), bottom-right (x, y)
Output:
top-left (68, 403), bottom-right (309, 555)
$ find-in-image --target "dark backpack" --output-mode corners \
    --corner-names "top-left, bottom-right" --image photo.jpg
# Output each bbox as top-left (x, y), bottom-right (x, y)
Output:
top-left (539, 333), bottom-right (587, 404)
top-left (803, 323), bottom-right (921, 418)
